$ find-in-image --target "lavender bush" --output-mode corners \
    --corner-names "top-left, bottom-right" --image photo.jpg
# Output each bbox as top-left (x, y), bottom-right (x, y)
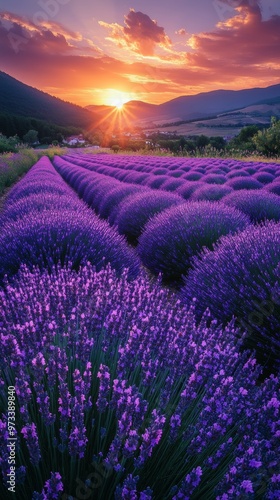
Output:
top-left (116, 191), bottom-right (184, 244)
top-left (265, 182), bottom-right (280, 196)
top-left (99, 185), bottom-right (148, 222)
top-left (138, 202), bottom-right (250, 284)
top-left (222, 190), bottom-right (280, 223)
top-left (202, 174), bottom-right (227, 185)
top-left (253, 172), bottom-right (275, 184)
top-left (182, 222), bottom-right (280, 369)
top-left (0, 156), bottom-right (139, 280)
top-left (226, 177), bottom-right (263, 190)
top-left (0, 209), bottom-right (139, 282)
top-left (0, 263), bottom-right (279, 498)
top-left (1, 193), bottom-right (86, 222)
top-left (161, 178), bottom-right (186, 192)
top-left (177, 182), bottom-right (205, 200)
top-left (190, 184), bottom-right (233, 202)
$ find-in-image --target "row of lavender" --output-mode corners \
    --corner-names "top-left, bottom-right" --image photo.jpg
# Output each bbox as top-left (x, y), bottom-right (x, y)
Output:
top-left (62, 153), bottom-right (280, 225)
top-left (64, 153), bottom-right (280, 197)
top-left (0, 156), bottom-right (280, 498)
top-left (0, 156), bottom-right (139, 283)
top-left (51, 156), bottom-right (280, 370)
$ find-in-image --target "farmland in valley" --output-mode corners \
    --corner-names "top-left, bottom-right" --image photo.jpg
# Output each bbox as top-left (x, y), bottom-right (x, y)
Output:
top-left (0, 152), bottom-right (280, 499)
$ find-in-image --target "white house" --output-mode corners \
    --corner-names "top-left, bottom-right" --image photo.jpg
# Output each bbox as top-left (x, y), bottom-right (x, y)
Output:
top-left (64, 134), bottom-right (86, 146)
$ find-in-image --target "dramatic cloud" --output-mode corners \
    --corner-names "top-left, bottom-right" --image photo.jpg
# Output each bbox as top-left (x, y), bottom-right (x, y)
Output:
top-left (0, 11), bottom-right (100, 56)
top-left (187, 1), bottom-right (280, 66)
top-left (0, 3), bottom-right (279, 107)
top-left (99, 9), bottom-right (172, 56)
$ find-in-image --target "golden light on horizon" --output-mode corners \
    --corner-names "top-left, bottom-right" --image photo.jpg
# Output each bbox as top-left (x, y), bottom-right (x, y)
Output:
top-left (106, 89), bottom-right (131, 109)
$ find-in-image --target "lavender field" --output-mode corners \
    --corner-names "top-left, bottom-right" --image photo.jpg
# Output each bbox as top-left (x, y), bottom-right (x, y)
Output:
top-left (1, 153), bottom-right (280, 499)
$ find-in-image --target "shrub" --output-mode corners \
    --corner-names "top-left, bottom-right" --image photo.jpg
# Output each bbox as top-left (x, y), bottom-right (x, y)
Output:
top-left (183, 172), bottom-right (203, 181)
top-left (7, 181), bottom-right (71, 204)
top-left (259, 166), bottom-right (277, 175)
top-left (243, 167), bottom-right (257, 175)
top-left (203, 174), bottom-right (227, 185)
top-left (0, 150), bottom-right (37, 194)
top-left (153, 168), bottom-right (168, 175)
top-left (182, 222), bottom-right (280, 369)
top-left (222, 190), bottom-right (280, 223)
top-left (116, 191), bottom-right (184, 244)
top-left (253, 172), bottom-right (275, 184)
top-left (1, 193), bottom-right (87, 222)
top-left (161, 178), bottom-right (186, 191)
top-left (177, 182), bottom-right (205, 200)
top-left (169, 170), bottom-right (185, 178)
top-left (0, 263), bottom-right (279, 498)
top-left (226, 176), bottom-right (263, 190)
top-left (265, 182), bottom-right (280, 196)
top-left (138, 202), bottom-right (250, 284)
top-left (121, 172), bottom-right (150, 184)
top-left (99, 185), bottom-right (148, 221)
top-left (190, 184), bottom-right (233, 202)
top-left (226, 170), bottom-right (250, 179)
top-left (144, 175), bottom-right (169, 189)
top-left (0, 209), bottom-right (140, 282)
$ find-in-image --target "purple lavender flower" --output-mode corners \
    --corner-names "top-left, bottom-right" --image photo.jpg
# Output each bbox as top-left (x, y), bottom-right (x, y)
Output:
top-left (96, 364), bottom-right (111, 413)
top-left (21, 423), bottom-right (41, 466)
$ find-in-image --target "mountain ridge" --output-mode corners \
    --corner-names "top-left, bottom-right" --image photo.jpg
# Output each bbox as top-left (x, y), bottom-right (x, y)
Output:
top-left (86, 84), bottom-right (280, 124)
top-left (0, 71), bottom-right (96, 129)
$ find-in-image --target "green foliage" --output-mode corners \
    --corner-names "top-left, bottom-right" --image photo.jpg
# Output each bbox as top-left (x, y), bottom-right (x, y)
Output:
top-left (253, 117), bottom-right (280, 156)
top-left (227, 125), bottom-right (259, 152)
top-left (0, 134), bottom-right (19, 153)
top-left (0, 71), bottom-right (94, 128)
top-left (0, 112), bottom-right (82, 144)
top-left (23, 129), bottom-right (39, 145)
top-left (0, 149), bottom-right (37, 194)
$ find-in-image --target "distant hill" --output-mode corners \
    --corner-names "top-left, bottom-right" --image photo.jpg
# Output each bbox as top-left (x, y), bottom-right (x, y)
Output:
top-left (88, 84), bottom-right (280, 125)
top-left (0, 72), bottom-right (96, 129)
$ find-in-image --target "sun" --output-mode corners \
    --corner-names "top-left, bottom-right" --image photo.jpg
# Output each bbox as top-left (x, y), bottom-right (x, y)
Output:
top-left (114, 99), bottom-right (124, 110)
top-left (106, 90), bottom-right (130, 110)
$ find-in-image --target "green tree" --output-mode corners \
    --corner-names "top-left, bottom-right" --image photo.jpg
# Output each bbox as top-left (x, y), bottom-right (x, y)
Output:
top-left (196, 135), bottom-right (209, 148)
top-left (209, 136), bottom-right (226, 150)
top-left (253, 117), bottom-right (280, 156)
top-left (227, 125), bottom-right (259, 152)
top-left (111, 144), bottom-right (120, 153)
top-left (23, 129), bottom-right (39, 145)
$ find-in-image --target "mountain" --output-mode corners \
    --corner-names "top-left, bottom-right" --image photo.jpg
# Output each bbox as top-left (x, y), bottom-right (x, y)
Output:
top-left (154, 85), bottom-right (280, 122)
top-left (86, 101), bottom-right (158, 121)
top-left (87, 84), bottom-right (280, 125)
top-left (0, 71), bottom-right (96, 129)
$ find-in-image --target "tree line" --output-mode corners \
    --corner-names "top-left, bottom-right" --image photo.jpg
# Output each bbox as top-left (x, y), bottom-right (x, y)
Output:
top-left (0, 113), bottom-right (82, 145)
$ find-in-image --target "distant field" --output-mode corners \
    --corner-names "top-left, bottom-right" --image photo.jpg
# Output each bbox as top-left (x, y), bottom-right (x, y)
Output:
top-left (141, 101), bottom-right (280, 137)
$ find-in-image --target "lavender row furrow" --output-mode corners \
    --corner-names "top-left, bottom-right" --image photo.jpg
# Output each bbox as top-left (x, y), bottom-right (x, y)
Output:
top-left (53, 154), bottom-right (280, 370)
top-left (0, 156), bottom-right (140, 282)
top-left (53, 155), bottom-right (187, 245)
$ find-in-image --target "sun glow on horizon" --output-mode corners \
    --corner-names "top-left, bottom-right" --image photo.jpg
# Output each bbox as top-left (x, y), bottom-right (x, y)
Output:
top-left (105, 89), bottom-right (131, 109)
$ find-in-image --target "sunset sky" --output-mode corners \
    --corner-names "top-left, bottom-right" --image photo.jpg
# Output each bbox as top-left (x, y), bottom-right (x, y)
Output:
top-left (1, 0), bottom-right (280, 107)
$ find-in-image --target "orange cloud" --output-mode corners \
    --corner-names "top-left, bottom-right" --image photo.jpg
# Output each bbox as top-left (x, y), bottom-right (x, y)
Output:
top-left (0, 4), bottom-right (279, 107)
top-left (0, 10), bottom-right (100, 55)
top-left (99, 9), bottom-right (172, 56)
top-left (187, 1), bottom-right (280, 66)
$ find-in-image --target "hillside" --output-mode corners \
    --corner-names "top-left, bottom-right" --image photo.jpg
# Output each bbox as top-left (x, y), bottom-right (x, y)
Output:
top-left (88, 84), bottom-right (280, 126)
top-left (153, 85), bottom-right (280, 122)
top-left (0, 72), bottom-right (96, 129)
